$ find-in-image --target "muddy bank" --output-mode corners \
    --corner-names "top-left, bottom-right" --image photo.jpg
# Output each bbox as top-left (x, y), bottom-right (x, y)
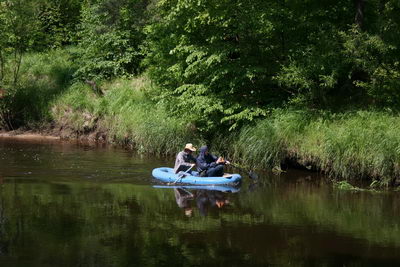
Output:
top-left (0, 123), bottom-right (107, 144)
top-left (0, 131), bottom-right (60, 141)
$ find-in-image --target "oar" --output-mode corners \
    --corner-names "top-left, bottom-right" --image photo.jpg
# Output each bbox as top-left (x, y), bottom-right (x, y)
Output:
top-left (229, 163), bottom-right (258, 179)
top-left (169, 165), bottom-right (194, 185)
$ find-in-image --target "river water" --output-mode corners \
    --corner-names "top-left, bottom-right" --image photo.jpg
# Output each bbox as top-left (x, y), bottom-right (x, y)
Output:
top-left (0, 138), bottom-right (399, 266)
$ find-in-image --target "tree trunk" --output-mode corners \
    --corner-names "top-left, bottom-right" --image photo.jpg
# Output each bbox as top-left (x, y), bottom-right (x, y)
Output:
top-left (0, 50), bottom-right (4, 83)
top-left (354, 0), bottom-right (365, 29)
top-left (13, 49), bottom-right (22, 85)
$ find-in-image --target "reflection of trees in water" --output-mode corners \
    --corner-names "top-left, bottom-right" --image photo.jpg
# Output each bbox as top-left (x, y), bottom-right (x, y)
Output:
top-left (2, 177), bottom-right (400, 266)
top-left (174, 188), bottom-right (230, 217)
top-left (0, 181), bottom-right (149, 265)
top-left (0, 175), bottom-right (9, 255)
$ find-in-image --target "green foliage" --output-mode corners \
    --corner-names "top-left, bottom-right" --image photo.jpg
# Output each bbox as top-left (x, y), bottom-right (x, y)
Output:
top-left (74, 0), bottom-right (149, 80)
top-left (35, 0), bottom-right (82, 49)
top-left (145, 0), bottom-right (400, 131)
top-left (145, 0), bottom-right (286, 132)
top-left (340, 26), bottom-right (400, 107)
top-left (275, 2), bottom-right (400, 109)
top-left (0, 0), bottom-right (42, 86)
top-left (0, 49), bottom-right (76, 129)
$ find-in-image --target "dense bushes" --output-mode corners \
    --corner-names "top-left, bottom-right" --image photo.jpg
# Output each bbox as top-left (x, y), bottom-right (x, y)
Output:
top-left (73, 0), bottom-right (149, 80)
top-left (145, 0), bottom-right (400, 132)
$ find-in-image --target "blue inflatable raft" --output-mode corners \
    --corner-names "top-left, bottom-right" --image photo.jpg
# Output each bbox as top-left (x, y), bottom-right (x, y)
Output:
top-left (152, 167), bottom-right (242, 185)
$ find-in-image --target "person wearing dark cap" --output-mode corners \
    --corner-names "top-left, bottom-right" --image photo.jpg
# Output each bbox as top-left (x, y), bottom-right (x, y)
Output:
top-left (196, 145), bottom-right (230, 177)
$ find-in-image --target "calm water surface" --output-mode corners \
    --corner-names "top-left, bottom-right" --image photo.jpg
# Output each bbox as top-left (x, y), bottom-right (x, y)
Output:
top-left (0, 138), bottom-right (399, 266)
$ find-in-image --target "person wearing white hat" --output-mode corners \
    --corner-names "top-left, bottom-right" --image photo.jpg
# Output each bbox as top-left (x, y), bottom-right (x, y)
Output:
top-left (173, 143), bottom-right (197, 174)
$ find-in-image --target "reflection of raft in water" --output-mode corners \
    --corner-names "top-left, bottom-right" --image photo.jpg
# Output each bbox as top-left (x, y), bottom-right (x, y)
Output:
top-left (152, 167), bottom-right (242, 186)
top-left (152, 185), bottom-right (241, 193)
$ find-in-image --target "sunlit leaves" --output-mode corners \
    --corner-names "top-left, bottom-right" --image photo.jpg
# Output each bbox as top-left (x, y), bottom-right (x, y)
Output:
top-left (74, 0), bottom-right (148, 80)
top-left (146, 0), bottom-right (280, 132)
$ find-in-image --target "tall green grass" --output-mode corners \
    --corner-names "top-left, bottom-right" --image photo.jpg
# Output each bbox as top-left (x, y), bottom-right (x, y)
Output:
top-left (0, 49), bottom-right (76, 129)
top-left (231, 109), bottom-right (400, 185)
top-left (52, 77), bottom-right (204, 155)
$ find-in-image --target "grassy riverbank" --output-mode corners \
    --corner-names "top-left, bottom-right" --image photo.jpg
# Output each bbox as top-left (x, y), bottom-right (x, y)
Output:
top-left (230, 110), bottom-right (400, 186)
top-left (2, 50), bottom-right (400, 186)
top-left (1, 50), bottom-right (203, 155)
top-left (52, 77), bottom-right (203, 154)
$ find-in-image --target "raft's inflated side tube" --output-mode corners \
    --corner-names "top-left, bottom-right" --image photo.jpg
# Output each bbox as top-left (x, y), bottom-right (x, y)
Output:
top-left (152, 167), bottom-right (242, 185)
